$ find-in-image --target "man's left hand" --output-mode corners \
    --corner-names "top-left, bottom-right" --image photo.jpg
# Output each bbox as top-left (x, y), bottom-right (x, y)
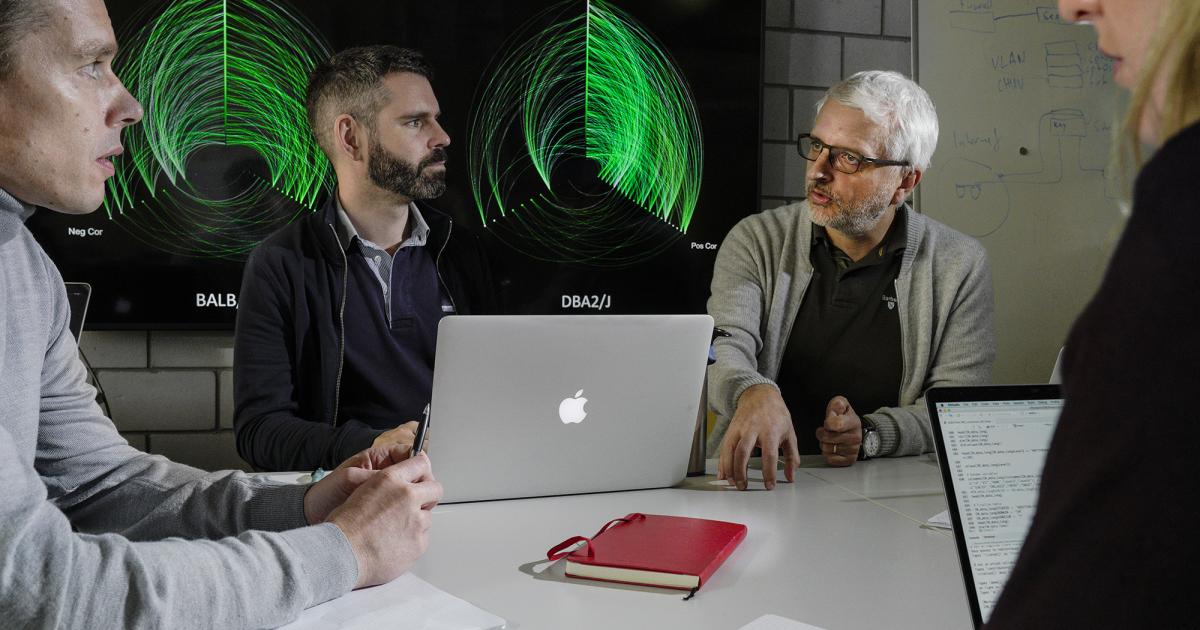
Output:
top-left (815, 396), bottom-right (862, 467)
top-left (303, 442), bottom-right (414, 524)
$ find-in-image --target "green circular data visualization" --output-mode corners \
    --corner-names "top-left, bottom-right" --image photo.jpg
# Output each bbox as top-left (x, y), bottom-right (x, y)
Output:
top-left (468, 0), bottom-right (704, 267)
top-left (104, 0), bottom-right (331, 260)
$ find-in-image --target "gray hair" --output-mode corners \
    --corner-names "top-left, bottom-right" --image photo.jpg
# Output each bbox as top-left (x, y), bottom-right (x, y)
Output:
top-left (305, 45), bottom-right (433, 159)
top-left (0, 0), bottom-right (51, 79)
top-left (814, 70), bottom-right (939, 171)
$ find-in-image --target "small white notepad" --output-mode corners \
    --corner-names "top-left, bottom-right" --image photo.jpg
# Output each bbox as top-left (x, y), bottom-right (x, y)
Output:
top-left (278, 573), bottom-right (505, 630)
top-left (738, 614), bottom-right (827, 630)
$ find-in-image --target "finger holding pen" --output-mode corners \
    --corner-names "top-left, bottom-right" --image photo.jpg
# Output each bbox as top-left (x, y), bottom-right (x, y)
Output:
top-left (411, 403), bottom-right (431, 455)
top-left (328, 453), bottom-right (443, 589)
top-left (372, 420), bottom-right (419, 454)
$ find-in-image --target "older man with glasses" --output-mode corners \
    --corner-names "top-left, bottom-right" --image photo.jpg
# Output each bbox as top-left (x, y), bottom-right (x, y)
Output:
top-left (707, 70), bottom-right (996, 490)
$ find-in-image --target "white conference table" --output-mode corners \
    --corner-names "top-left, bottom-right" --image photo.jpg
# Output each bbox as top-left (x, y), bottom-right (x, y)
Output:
top-left (407, 455), bottom-right (974, 630)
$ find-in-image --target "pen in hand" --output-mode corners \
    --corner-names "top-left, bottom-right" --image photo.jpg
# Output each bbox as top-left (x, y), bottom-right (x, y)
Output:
top-left (411, 403), bottom-right (431, 456)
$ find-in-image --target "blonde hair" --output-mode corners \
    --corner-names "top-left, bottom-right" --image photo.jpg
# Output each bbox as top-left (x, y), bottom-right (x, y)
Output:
top-left (1124, 0), bottom-right (1200, 164)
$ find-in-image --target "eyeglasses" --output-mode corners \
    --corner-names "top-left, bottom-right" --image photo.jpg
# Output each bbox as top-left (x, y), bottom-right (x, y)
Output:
top-left (796, 133), bottom-right (910, 174)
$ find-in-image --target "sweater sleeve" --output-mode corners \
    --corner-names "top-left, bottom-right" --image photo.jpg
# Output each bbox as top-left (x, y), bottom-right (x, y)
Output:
top-left (706, 217), bottom-right (779, 429)
top-left (864, 239), bottom-right (997, 456)
top-left (233, 246), bottom-right (382, 471)
top-left (4, 425), bottom-right (357, 629)
top-left (6, 256), bottom-right (360, 629)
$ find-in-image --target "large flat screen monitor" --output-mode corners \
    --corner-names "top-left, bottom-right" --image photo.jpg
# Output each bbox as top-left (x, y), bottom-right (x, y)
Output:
top-left (27, 0), bottom-right (762, 328)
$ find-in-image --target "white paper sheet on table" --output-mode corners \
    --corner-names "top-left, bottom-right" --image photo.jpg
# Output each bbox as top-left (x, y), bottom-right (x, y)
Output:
top-left (738, 613), bottom-right (827, 630)
top-left (256, 472), bottom-right (311, 485)
top-left (277, 573), bottom-right (505, 630)
top-left (708, 478), bottom-right (771, 490)
top-left (926, 510), bottom-right (952, 530)
top-left (707, 466), bottom-right (772, 490)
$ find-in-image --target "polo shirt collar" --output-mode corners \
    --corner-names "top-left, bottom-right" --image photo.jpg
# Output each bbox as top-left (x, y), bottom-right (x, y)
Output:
top-left (812, 205), bottom-right (909, 264)
top-left (335, 195), bottom-right (430, 253)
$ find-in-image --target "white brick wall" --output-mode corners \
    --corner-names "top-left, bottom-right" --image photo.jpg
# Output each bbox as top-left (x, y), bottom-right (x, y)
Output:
top-left (795, 0), bottom-right (884, 35)
top-left (219, 369), bottom-right (234, 430)
top-left (844, 36), bottom-right (911, 76)
top-left (102, 370), bottom-right (217, 431)
top-left (79, 331), bottom-right (147, 368)
top-left (150, 331), bottom-right (234, 368)
top-left (766, 0), bottom-right (791, 28)
top-left (765, 31), bottom-right (842, 86)
top-left (82, 331), bottom-right (248, 471)
top-left (791, 87), bottom-right (827, 137)
top-left (762, 143), bottom-right (809, 198)
top-left (883, 0), bottom-right (912, 38)
top-left (79, 3), bottom-right (914, 473)
top-left (150, 432), bottom-right (247, 473)
top-left (761, 0), bottom-right (913, 209)
top-left (763, 87), bottom-right (791, 141)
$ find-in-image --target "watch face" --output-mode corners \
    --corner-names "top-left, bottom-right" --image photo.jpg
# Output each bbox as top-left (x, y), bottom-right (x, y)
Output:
top-left (864, 431), bottom-right (881, 457)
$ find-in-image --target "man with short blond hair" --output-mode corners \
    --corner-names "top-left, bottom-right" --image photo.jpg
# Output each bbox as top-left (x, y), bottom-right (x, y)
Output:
top-left (0, 1), bottom-right (441, 627)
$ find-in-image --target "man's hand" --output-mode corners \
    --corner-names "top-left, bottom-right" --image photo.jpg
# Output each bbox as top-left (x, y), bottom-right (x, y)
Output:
top-left (372, 420), bottom-right (420, 452)
top-left (303, 442), bottom-right (414, 524)
top-left (326, 453), bottom-right (443, 589)
top-left (718, 384), bottom-right (800, 490)
top-left (816, 396), bottom-right (862, 467)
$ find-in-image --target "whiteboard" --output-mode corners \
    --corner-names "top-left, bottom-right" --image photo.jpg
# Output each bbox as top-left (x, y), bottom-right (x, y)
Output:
top-left (916, 0), bottom-right (1126, 383)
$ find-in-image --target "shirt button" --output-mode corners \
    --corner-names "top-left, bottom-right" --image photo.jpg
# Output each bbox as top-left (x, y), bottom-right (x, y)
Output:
top-left (374, 255), bottom-right (382, 264)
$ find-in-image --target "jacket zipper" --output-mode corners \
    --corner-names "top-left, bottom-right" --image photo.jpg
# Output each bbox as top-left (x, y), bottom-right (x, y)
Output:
top-left (435, 218), bottom-right (457, 314)
top-left (329, 223), bottom-right (348, 427)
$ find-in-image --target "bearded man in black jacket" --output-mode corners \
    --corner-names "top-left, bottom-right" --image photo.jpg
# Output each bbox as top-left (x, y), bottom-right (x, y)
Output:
top-left (234, 46), bottom-right (498, 472)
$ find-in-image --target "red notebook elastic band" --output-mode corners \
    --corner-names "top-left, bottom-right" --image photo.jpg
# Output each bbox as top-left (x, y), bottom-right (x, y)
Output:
top-left (546, 513), bottom-right (646, 561)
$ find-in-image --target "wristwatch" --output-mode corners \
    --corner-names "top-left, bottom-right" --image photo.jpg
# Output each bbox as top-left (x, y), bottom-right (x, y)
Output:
top-left (860, 419), bottom-right (881, 460)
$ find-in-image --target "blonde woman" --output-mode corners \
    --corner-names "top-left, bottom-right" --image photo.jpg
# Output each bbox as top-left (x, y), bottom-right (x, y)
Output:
top-left (989, 0), bottom-right (1200, 627)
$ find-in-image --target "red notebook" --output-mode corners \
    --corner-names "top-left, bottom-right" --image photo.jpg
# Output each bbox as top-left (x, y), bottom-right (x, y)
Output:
top-left (546, 513), bottom-right (747, 593)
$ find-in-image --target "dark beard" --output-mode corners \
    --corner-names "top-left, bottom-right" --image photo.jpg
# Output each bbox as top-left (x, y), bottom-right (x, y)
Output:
top-left (367, 144), bottom-right (448, 200)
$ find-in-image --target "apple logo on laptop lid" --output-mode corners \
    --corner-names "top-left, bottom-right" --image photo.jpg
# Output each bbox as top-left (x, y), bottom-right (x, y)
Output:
top-left (559, 389), bottom-right (588, 424)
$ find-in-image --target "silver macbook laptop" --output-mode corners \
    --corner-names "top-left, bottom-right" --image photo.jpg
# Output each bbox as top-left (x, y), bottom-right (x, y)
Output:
top-left (927, 384), bottom-right (1064, 628)
top-left (429, 315), bottom-right (713, 503)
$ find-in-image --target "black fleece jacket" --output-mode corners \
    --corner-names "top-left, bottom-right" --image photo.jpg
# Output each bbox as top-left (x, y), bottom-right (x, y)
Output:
top-left (233, 197), bottom-right (497, 471)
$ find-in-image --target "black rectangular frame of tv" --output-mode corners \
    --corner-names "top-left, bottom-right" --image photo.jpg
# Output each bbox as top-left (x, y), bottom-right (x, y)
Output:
top-left (27, 0), bottom-right (764, 330)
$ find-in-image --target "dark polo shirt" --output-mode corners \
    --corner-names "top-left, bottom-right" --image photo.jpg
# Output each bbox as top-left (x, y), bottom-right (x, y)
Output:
top-left (337, 203), bottom-right (452, 433)
top-left (776, 208), bottom-right (907, 454)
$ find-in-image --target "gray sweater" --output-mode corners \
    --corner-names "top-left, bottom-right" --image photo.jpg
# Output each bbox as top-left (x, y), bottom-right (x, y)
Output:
top-left (0, 189), bottom-right (357, 629)
top-left (707, 201), bottom-right (996, 456)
